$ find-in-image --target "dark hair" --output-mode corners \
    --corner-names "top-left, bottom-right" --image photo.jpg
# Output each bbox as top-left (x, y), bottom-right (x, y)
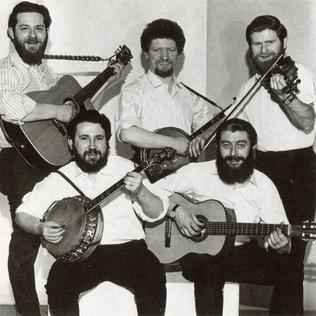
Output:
top-left (215, 118), bottom-right (257, 148)
top-left (246, 15), bottom-right (287, 45)
top-left (67, 110), bottom-right (112, 142)
top-left (140, 18), bottom-right (185, 54)
top-left (8, 1), bottom-right (52, 29)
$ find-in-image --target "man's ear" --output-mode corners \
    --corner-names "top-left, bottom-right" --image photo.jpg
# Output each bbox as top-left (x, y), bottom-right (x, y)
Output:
top-left (7, 27), bottom-right (14, 41)
top-left (67, 138), bottom-right (74, 152)
top-left (283, 37), bottom-right (288, 50)
top-left (252, 144), bottom-right (257, 158)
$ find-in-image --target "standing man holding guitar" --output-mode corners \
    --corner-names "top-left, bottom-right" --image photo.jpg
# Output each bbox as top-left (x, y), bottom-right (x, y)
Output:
top-left (117, 18), bottom-right (216, 160)
top-left (0, 2), bottom-right (123, 315)
top-left (154, 118), bottom-right (302, 315)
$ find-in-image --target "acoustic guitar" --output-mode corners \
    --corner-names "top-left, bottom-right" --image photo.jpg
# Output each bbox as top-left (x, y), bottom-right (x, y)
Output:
top-left (145, 193), bottom-right (316, 265)
top-left (0, 45), bottom-right (132, 170)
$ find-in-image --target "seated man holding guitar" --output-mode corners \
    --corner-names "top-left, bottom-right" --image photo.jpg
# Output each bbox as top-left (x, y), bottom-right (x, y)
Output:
top-left (15, 110), bottom-right (168, 316)
top-left (0, 2), bottom-right (125, 316)
top-left (150, 118), bottom-right (305, 315)
top-left (116, 18), bottom-right (217, 161)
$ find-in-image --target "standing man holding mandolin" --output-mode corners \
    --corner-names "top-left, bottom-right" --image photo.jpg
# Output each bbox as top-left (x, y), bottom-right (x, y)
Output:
top-left (15, 110), bottom-right (167, 316)
top-left (153, 118), bottom-right (302, 315)
top-left (0, 2), bottom-right (123, 315)
top-left (236, 15), bottom-right (316, 313)
top-left (117, 18), bottom-right (216, 160)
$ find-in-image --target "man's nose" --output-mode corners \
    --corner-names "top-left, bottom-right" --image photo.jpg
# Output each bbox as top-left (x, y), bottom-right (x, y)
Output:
top-left (261, 44), bottom-right (268, 54)
top-left (160, 49), bottom-right (169, 60)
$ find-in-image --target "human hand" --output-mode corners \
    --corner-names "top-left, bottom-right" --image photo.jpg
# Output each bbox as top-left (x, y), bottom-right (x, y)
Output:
top-left (264, 227), bottom-right (291, 253)
top-left (188, 135), bottom-right (206, 158)
top-left (174, 206), bottom-right (205, 238)
top-left (124, 171), bottom-right (143, 195)
top-left (41, 221), bottom-right (65, 244)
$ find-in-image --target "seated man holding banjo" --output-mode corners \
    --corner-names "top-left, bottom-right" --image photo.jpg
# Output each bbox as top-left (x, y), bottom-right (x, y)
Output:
top-left (149, 118), bottom-right (308, 316)
top-left (15, 110), bottom-right (169, 316)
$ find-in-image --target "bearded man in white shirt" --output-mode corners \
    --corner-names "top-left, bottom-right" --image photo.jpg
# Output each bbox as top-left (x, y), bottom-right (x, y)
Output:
top-left (15, 110), bottom-right (168, 316)
top-left (0, 2), bottom-right (123, 315)
top-left (154, 118), bottom-right (301, 315)
top-left (236, 15), bottom-right (316, 313)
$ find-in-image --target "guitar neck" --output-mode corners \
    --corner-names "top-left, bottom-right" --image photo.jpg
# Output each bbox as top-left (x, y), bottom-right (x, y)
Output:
top-left (72, 67), bottom-right (115, 107)
top-left (206, 222), bottom-right (294, 237)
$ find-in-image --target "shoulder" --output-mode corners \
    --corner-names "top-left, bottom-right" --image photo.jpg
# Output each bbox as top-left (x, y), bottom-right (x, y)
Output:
top-left (253, 168), bottom-right (278, 191)
top-left (106, 154), bottom-right (134, 171)
top-left (177, 160), bottom-right (216, 177)
top-left (122, 74), bottom-right (147, 93)
top-left (295, 63), bottom-right (314, 80)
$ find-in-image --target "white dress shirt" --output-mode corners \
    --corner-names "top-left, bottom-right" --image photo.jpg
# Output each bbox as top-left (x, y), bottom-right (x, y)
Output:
top-left (16, 154), bottom-right (169, 245)
top-left (116, 70), bottom-right (215, 140)
top-left (237, 63), bottom-right (316, 151)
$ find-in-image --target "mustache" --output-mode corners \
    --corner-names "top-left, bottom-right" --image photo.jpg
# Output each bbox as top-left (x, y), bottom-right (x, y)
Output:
top-left (224, 156), bottom-right (245, 163)
top-left (84, 149), bottom-right (100, 156)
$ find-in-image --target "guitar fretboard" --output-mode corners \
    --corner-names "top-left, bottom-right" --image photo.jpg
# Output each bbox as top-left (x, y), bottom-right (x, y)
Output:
top-left (206, 222), bottom-right (291, 236)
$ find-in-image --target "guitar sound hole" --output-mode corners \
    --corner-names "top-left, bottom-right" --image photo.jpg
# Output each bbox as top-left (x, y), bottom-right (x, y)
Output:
top-left (191, 215), bottom-right (208, 242)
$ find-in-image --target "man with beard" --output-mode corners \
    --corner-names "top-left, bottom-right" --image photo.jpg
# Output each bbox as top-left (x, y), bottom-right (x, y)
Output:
top-left (15, 110), bottom-right (168, 316)
top-left (0, 2), bottom-right (123, 315)
top-left (156, 118), bottom-right (301, 315)
top-left (236, 15), bottom-right (316, 313)
top-left (117, 18), bottom-right (216, 159)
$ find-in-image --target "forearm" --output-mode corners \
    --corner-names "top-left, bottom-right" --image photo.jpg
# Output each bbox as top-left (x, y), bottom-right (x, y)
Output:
top-left (135, 185), bottom-right (164, 219)
top-left (15, 212), bottom-right (43, 236)
top-left (280, 98), bottom-right (315, 133)
top-left (119, 126), bottom-right (178, 149)
top-left (22, 103), bottom-right (75, 123)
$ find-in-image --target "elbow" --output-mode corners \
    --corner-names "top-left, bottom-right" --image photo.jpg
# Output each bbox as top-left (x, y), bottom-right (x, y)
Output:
top-left (119, 127), bottom-right (134, 144)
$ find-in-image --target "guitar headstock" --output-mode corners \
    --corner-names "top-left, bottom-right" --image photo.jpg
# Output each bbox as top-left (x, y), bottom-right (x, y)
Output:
top-left (110, 45), bottom-right (133, 65)
top-left (292, 222), bottom-right (316, 241)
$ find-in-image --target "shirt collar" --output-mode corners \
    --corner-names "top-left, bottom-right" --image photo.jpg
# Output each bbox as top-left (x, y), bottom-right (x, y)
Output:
top-left (146, 70), bottom-right (183, 93)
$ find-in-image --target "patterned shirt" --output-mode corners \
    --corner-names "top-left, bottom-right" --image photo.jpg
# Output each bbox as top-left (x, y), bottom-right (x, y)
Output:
top-left (0, 45), bottom-right (58, 147)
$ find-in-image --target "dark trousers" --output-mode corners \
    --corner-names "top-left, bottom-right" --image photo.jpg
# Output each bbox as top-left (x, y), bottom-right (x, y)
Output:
top-left (255, 147), bottom-right (316, 312)
top-left (0, 148), bottom-right (49, 316)
top-left (47, 240), bottom-right (166, 316)
top-left (255, 147), bottom-right (316, 224)
top-left (181, 240), bottom-right (303, 316)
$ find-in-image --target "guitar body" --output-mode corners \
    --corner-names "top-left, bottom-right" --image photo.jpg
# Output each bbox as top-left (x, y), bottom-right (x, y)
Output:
top-left (145, 193), bottom-right (236, 264)
top-left (0, 75), bottom-right (90, 169)
top-left (138, 127), bottom-right (195, 183)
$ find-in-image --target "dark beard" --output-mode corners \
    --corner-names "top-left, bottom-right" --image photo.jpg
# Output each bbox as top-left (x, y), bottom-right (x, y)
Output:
top-left (74, 148), bottom-right (108, 173)
top-left (252, 49), bottom-right (284, 75)
top-left (216, 150), bottom-right (255, 185)
top-left (155, 63), bottom-right (174, 78)
top-left (12, 36), bottom-right (47, 65)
